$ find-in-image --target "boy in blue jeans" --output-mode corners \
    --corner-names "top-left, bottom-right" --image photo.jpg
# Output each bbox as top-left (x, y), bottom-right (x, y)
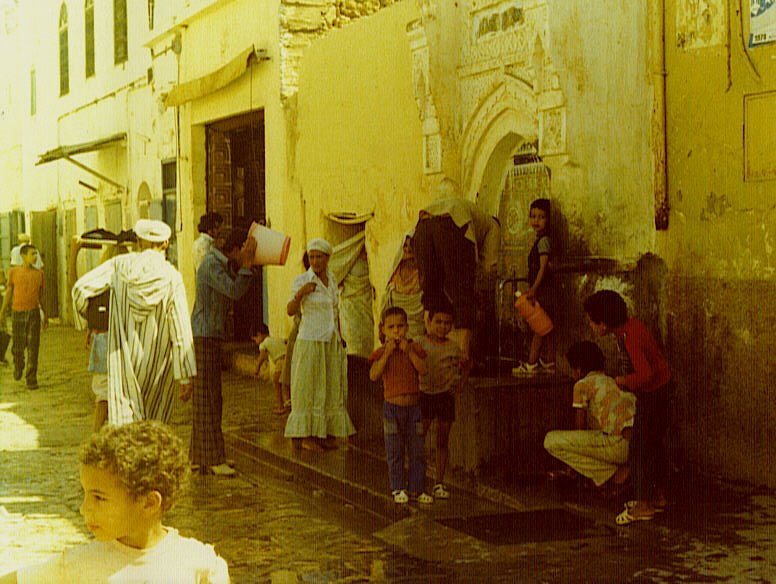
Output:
top-left (415, 300), bottom-right (469, 499)
top-left (369, 306), bottom-right (433, 504)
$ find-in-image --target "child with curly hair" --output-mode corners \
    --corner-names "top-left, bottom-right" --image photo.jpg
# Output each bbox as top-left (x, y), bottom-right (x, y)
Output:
top-left (1, 421), bottom-right (229, 583)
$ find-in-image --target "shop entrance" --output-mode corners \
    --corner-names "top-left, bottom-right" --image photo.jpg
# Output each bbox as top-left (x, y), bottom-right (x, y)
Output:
top-left (206, 110), bottom-right (266, 341)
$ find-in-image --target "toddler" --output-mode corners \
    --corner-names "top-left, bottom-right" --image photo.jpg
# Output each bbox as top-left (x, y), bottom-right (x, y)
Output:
top-left (0, 421), bottom-right (229, 583)
top-left (253, 323), bottom-right (289, 415)
top-left (369, 307), bottom-right (432, 504)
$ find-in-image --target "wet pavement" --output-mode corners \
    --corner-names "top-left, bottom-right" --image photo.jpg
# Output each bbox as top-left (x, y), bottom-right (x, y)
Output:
top-left (1, 325), bottom-right (776, 582)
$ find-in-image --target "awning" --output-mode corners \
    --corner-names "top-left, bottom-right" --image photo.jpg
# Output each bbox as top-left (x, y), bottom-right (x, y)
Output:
top-left (164, 46), bottom-right (267, 108)
top-left (36, 132), bottom-right (127, 190)
top-left (325, 211), bottom-right (374, 225)
top-left (37, 133), bottom-right (127, 165)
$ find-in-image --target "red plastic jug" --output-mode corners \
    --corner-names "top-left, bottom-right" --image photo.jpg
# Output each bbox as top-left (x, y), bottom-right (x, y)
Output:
top-left (514, 292), bottom-right (553, 336)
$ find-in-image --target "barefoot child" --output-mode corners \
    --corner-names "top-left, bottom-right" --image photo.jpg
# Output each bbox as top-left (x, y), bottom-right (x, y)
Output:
top-left (414, 300), bottom-right (469, 499)
top-left (0, 421), bottom-right (229, 583)
top-left (369, 307), bottom-right (433, 504)
top-left (514, 198), bottom-right (556, 375)
top-left (252, 323), bottom-right (289, 415)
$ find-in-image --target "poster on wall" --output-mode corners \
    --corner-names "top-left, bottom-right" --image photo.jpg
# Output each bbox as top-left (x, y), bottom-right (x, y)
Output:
top-left (676, 0), bottom-right (726, 50)
top-left (750, 0), bottom-right (776, 46)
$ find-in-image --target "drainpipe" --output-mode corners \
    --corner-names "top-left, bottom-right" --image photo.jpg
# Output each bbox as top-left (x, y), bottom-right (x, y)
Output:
top-left (649, 0), bottom-right (669, 230)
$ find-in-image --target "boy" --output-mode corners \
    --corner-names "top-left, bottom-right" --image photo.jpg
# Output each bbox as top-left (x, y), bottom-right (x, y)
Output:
top-left (369, 307), bottom-right (433, 504)
top-left (252, 323), bottom-right (290, 415)
top-left (543, 341), bottom-right (635, 490)
top-left (414, 301), bottom-right (469, 499)
top-left (0, 421), bottom-right (229, 583)
top-left (584, 290), bottom-right (671, 525)
top-left (0, 244), bottom-right (47, 389)
top-left (514, 198), bottom-right (556, 375)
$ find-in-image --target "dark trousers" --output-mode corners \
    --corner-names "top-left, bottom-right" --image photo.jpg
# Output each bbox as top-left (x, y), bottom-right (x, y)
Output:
top-left (629, 385), bottom-right (669, 500)
top-left (12, 309), bottom-right (40, 383)
top-left (412, 215), bottom-right (476, 329)
top-left (190, 337), bottom-right (225, 467)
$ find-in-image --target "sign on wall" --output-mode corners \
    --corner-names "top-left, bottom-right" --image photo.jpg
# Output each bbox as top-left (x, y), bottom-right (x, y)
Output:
top-left (749, 0), bottom-right (776, 46)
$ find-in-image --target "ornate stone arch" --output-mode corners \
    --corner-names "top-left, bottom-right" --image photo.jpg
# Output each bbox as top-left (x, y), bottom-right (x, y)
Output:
top-left (460, 78), bottom-right (538, 206)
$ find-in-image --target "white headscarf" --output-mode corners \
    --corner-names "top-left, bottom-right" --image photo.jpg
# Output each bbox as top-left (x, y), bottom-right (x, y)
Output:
top-left (306, 238), bottom-right (332, 256)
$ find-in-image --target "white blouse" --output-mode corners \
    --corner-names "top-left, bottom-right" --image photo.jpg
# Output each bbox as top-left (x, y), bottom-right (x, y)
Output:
top-left (289, 268), bottom-right (340, 342)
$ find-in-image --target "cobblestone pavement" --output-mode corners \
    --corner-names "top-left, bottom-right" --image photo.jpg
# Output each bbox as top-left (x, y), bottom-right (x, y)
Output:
top-left (0, 326), bottom-right (436, 583)
top-left (3, 326), bottom-right (776, 583)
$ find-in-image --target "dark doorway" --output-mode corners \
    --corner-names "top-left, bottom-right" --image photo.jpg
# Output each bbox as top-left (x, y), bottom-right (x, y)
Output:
top-left (31, 210), bottom-right (59, 318)
top-left (206, 110), bottom-right (265, 341)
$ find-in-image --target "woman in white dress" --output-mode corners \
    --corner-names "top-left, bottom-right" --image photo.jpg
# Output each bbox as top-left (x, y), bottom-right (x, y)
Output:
top-left (284, 239), bottom-right (355, 451)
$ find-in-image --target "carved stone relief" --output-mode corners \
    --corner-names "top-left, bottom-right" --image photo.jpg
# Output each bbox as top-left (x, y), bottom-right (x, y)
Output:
top-left (407, 18), bottom-right (442, 174)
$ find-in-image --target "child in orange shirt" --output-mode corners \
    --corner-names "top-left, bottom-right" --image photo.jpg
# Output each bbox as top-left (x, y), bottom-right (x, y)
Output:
top-left (369, 307), bottom-right (432, 504)
top-left (0, 245), bottom-right (47, 389)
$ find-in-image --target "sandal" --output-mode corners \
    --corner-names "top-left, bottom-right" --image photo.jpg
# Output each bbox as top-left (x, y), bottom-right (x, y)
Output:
top-left (615, 507), bottom-right (654, 525)
top-left (392, 490), bottom-right (409, 504)
top-left (625, 498), bottom-right (666, 513)
top-left (432, 483), bottom-right (450, 499)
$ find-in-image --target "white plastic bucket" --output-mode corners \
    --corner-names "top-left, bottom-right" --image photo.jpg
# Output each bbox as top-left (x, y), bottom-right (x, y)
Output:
top-left (249, 222), bottom-right (291, 266)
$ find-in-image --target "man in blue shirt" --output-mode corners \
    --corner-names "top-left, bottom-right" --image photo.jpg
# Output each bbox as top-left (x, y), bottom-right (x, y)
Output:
top-left (190, 229), bottom-right (257, 475)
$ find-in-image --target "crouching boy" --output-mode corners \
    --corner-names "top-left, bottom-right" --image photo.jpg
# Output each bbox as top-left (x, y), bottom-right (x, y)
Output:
top-left (1, 421), bottom-right (229, 583)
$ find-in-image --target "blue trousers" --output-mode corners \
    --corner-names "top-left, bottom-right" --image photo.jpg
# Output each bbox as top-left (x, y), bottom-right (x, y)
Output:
top-left (383, 401), bottom-right (426, 494)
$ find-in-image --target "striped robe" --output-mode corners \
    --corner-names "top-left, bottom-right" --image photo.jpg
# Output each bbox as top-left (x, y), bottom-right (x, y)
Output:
top-left (72, 249), bottom-right (197, 425)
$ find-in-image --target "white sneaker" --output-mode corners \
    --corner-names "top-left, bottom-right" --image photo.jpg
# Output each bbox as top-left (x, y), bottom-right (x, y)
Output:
top-left (393, 490), bottom-right (409, 504)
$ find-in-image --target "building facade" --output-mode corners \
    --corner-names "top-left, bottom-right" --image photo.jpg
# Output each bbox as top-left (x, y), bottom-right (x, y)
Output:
top-left (1, 0), bottom-right (775, 486)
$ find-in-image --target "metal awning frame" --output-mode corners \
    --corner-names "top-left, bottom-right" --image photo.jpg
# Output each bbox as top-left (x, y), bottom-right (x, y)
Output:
top-left (36, 133), bottom-right (127, 191)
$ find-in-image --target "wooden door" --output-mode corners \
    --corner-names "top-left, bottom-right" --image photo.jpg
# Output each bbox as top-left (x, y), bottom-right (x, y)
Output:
top-left (31, 210), bottom-right (59, 318)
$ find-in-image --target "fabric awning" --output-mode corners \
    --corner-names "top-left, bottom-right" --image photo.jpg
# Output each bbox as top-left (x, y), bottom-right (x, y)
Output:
top-left (325, 211), bottom-right (374, 225)
top-left (164, 46), bottom-right (264, 108)
top-left (36, 133), bottom-right (127, 165)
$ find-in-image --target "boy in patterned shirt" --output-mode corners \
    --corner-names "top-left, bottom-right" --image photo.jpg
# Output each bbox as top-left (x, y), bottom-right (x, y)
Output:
top-left (543, 341), bottom-right (635, 490)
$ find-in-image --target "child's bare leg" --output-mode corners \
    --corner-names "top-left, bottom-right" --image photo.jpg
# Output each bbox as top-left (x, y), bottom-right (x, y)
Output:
top-left (282, 384), bottom-right (291, 407)
top-left (93, 401), bottom-right (108, 433)
top-left (436, 420), bottom-right (452, 484)
top-left (272, 371), bottom-right (286, 414)
top-left (527, 332), bottom-right (543, 364)
top-left (542, 331), bottom-right (556, 364)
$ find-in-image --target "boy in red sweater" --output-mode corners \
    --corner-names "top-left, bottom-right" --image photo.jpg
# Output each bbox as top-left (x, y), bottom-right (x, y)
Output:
top-left (584, 290), bottom-right (671, 524)
top-left (0, 245), bottom-right (47, 389)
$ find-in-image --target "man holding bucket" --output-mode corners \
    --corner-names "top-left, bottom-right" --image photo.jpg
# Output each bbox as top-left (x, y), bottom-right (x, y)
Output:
top-left (190, 229), bottom-right (257, 475)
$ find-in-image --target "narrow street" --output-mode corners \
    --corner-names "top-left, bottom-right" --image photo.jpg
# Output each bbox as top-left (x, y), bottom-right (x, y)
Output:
top-left (0, 325), bottom-right (436, 583)
top-left (3, 326), bottom-right (776, 583)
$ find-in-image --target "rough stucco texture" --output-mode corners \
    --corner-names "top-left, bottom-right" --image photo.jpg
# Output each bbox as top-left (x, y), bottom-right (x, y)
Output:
top-left (668, 275), bottom-right (776, 485)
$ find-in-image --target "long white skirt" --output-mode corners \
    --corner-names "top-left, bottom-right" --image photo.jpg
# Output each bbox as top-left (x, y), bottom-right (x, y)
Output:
top-left (284, 336), bottom-right (356, 439)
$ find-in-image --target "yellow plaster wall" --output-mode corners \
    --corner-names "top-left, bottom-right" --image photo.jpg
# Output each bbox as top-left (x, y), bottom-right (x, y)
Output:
top-left (659, 0), bottom-right (776, 484)
top-left (661, 0), bottom-right (776, 279)
top-left (292, 1), bottom-right (424, 316)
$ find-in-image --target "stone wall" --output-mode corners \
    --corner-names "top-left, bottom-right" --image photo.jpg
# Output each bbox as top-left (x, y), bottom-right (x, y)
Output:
top-left (280, 0), bottom-right (400, 99)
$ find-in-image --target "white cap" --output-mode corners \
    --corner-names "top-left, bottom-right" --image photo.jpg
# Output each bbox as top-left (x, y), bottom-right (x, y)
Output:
top-left (134, 219), bottom-right (171, 243)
